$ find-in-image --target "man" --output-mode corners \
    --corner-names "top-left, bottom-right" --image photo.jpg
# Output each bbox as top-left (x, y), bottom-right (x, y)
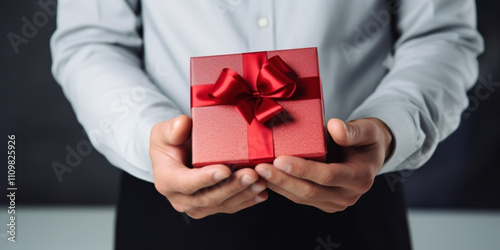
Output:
top-left (51, 0), bottom-right (483, 249)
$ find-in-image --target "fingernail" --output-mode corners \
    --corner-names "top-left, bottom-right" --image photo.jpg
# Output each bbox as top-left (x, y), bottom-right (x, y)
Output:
top-left (341, 120), bottom-right (348, 133)
top-left (171, 117), bottom-right (180, 130)
top-left (250, 183), bottom-right (265, 193)
top-left (273, 158), bottom-right (290, 173)
top-left (256, 167), bottom-right (271, 179)
top-left (255, 195), bottom-right (266, 203)
top-left (241, 175), bottom-right (257, 186)
top-left (213, 171), bottom-right (229, 182)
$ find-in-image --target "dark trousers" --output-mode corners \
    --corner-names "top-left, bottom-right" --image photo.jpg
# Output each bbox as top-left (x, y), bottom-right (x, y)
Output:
top-left (115, 170), bottom-right (412, 250)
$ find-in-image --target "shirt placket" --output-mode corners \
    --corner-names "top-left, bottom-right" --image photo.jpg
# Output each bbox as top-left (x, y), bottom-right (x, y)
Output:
top-left (248, 0), bottom-right (275, 51)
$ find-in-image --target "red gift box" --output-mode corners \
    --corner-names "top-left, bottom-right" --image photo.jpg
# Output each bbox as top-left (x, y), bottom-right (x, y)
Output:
top-left (190, 47), bottom-right (326, 168)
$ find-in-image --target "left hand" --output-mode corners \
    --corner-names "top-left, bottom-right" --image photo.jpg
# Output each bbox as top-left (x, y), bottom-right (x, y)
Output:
top-left (255, 118), bottom-right (393, 213)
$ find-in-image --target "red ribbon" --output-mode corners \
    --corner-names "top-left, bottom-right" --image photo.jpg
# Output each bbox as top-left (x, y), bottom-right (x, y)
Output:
top-left (191, 52), bottom-right (320, 164)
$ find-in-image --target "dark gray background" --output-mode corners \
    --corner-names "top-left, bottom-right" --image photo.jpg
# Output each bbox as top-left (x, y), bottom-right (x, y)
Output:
top-left (1, 1), bottom-right (499, 208)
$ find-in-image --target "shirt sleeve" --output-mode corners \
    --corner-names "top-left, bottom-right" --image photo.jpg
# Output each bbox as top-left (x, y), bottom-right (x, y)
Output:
top-left (50, 0), bottom-right (182, 182)
top-left (347, 0), bottom-right (484, 174)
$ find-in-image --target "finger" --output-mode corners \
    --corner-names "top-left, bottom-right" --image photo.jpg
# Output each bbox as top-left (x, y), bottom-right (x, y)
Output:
top-left (271, 156), bottom-right (355, 188)
top-left (150, 115), bottom-right (191, 164)
top-left (327, 118), bottom-right (378, 147)
top-left (255, 163), bottom-right (343, 202)
top-left (222, 190), bottom-right (268, 214)
top-left (267, 183), bottom-right (353, 213)
top-left (228, 190), bottom-right (268, 212)
top-left (185, 191), bottom-right (268, 219)
top-left (156, 115), bottom-right (192, 146)
top-left (215, 178), bottom-right (267, 210)
top-left (155, 163), bottom-right (232, 195)
top-left (172, 168), bottom-right (260, 208)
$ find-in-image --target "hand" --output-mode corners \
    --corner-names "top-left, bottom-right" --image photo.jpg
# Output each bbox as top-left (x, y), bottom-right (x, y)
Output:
top-left (150, 115), bottom-right (268, 219)
top-left (255, 118), bottom-right (393, 213)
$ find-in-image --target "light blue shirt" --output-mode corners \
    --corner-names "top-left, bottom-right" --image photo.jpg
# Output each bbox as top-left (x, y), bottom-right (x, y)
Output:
top-left (51, 0), bottom-right (483, 182)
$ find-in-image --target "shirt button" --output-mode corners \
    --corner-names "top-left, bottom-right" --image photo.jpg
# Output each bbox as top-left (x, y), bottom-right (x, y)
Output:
top-left (257, 17), bottom-right (269, 28)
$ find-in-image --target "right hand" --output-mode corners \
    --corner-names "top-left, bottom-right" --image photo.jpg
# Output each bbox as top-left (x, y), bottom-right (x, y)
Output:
top-left (150, 115), bottom-right (268, 219)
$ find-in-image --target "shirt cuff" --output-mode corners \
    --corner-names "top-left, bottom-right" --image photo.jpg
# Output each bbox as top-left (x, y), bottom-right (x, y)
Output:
top-left (347, 104), bottom-right (423, 174)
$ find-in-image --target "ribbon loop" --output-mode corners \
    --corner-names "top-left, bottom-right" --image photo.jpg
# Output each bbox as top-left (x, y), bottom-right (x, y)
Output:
top-left (254, 98), bottom-right (283, 123)
top-left (258, 62), bottom-right (296, 98)
top-left (209, 68), bottom-right (252, 105)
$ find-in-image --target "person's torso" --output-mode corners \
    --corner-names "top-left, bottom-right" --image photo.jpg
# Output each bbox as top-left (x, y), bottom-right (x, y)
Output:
top-left (141, 0), bottom-right (395, 120)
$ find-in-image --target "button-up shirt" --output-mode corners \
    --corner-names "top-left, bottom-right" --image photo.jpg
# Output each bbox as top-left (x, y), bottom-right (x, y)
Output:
top-left (51, 0), bottom-right (483, 182)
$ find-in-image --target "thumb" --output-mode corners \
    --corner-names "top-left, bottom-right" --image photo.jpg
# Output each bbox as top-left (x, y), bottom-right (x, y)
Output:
top-left (327, 118), bottom-right (379, 147)
top-left (157, 115), bottom-right (192, 146)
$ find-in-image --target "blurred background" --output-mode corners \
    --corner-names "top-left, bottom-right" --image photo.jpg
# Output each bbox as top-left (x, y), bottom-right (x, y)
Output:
top-left (1, 1), bottom-right (499, 249)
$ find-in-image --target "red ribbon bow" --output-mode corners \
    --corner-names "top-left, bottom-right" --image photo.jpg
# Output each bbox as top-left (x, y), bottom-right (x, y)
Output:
top-left (209, 56), bottom-right (297, 124)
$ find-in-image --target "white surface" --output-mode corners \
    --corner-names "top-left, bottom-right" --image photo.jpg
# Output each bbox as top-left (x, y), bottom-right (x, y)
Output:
top-left (408, 210), bottom-right (500, 250)
top-left (0, 206), bottom-right (115, 250)
top-left (1, 207), bottom-right (499, 250)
